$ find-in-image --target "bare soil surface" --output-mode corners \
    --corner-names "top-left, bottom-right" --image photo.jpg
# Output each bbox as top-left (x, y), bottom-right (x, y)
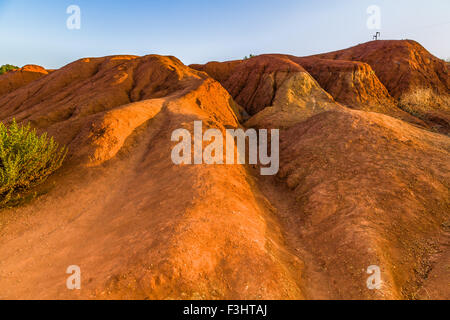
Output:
top-left (0, 40), bottom-right (448, 300)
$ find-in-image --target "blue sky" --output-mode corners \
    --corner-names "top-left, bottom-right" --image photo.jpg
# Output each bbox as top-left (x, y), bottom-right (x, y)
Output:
top-left (1, 0), bottom-right (449, 69)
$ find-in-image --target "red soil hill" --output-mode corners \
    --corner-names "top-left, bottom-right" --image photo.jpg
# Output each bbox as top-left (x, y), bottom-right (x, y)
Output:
top-left (0, 41), bottom-right (448, 300)
top-left (0, 65), bottom-right (48, 97)
top-left (312, 40), bottom-right (450, 133)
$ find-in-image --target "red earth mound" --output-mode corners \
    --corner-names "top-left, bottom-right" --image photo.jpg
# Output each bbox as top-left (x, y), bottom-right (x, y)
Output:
top-left (193, 55), bottom-right (345, 128)
top-left (0, 65), bottom-right (48, 97)
top-left (312, 40), bottom-right (450, 133)
top-left (290, 57), bottom-right (395, 110)
top-left (192, 41), bottom-right (449, 132)
top-left (313, 40), bottom-right (449, 99)
top-left (276, 109), bottom-right (449, 299)
top-left (0, 40), bottom-right (449, 300)
top-left (0, 54), bottom-right (304, 300)
top-left (289, 56), bottom-right (426, 126)
top-left (190, 60), bottom-right (242, 84)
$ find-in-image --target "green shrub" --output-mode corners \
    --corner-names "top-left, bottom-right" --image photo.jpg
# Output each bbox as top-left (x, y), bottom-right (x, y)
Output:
top-left (0, 64), bottom-right (19, 75)
top-left (243, 54), bottom-right (256, 60)
top-left (0, 119), bottom-right (67, 205)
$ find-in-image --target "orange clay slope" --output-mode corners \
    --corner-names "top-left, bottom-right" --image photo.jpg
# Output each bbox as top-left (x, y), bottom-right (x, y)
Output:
top-left (195, 54), bottom-right (346, 129)
top-left (0, 55), bottom-right (304, 300)
top-left (311, 40), bottom-right (450, 133)
top-left (0, 40), bottom-right (449, 300)
top-left (191, 40), bottom-right (449, 133)
top-left (0, 65), bottom-right (48, 97)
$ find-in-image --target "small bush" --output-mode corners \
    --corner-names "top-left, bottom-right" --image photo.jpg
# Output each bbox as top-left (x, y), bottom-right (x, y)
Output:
top-left (0, 119), bottom-right (67, 205)
top-left (0, 64), bottom-right (19, 75)
top-left (243, 54), bottom-right (256, 60)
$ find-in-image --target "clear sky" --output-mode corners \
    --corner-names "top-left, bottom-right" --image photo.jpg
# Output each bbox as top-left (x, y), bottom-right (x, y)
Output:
top-left (1, 0), bottom-right (449, 69)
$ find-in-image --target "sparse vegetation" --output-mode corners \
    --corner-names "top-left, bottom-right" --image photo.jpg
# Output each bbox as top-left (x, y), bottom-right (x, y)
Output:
top-left (0, 64), bottom-right (19, 75)
top-left (398, 88), bottom-right (443, 118)
top-left (243, 54), bottom-right (256, 60)
top-left (0, 119), bottom-right (67, 207)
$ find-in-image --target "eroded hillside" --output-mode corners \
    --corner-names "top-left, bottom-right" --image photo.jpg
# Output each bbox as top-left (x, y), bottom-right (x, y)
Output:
top-left (0, 40), bottom-right (449, 300)
top-left (312, 40), bottom-right (450, 133)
